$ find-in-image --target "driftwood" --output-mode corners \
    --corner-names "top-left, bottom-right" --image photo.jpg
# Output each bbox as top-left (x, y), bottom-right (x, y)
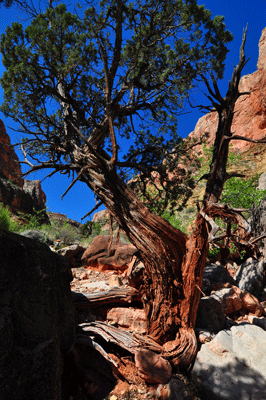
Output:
top-left (79, 321), bottom-right (163, 354)
top-left (72, 286), bottom-right (141, 309)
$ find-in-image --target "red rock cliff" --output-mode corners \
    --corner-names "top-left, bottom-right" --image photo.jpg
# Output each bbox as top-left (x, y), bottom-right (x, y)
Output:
top-left (0, 119), bottom-right (24, 187)
top-left (188, 27), bottom-right (266, 155)
top-left (0, 119), bottom-right (47, 217)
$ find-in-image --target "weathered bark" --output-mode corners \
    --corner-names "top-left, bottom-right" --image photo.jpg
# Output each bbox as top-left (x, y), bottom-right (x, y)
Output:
top-left (81, 166), bottom-right (188, 346)
top-left (67, 31), bottom-right (249, 373)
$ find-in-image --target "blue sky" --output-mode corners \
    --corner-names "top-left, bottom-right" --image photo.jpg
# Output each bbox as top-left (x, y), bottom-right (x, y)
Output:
top-left (0, 0), bottom-right (266, 222)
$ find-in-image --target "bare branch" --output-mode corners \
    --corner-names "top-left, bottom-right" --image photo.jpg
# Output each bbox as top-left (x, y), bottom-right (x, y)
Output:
top-left (81, 200), bottom-right (103, 221)
top-left (200, 210), bottom-right (222, 241)
top-left (61, 167), bottom-right (88, 200)
top-left (224, 135), bottom-right (266, 144)
top-left (20, 145), bottom-right (34, 168)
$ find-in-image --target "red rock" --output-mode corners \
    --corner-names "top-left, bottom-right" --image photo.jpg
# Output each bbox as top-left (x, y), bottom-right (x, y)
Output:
top-left (0, 119), bottom-right (47, 217)
top-left (213, 284), bottom-right (264, 316)
top-left (109, 275), bottom-right (123, 287)
top-left (82, 235), bottom-right (138, 271)
top-left (0, 119), bottom-right (24, 187)
top-left (106, 307), bottom-right (148, 334)
top-left (80, 271), bottom-right (88, 280)
top-left (188, 27), bottom-right (266, 155)
top-left (134, 349), bottom-right (172, 384)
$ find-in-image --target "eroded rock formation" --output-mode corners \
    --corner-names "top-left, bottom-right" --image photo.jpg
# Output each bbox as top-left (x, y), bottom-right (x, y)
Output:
top-left (0, 119), bottom-right (47, 218)
top-left (188, 27), bottom-right (266, 155)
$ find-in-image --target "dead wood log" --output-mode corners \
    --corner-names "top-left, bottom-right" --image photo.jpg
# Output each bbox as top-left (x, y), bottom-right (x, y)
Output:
top-left (72, 286), bottom-right (141, 310)
top-left (78, 321), bottom-right (163, 354)
top-left (77, 322), bottom-right (173, 384)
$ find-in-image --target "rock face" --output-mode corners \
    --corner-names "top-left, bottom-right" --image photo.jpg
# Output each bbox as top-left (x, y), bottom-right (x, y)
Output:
top-left (0, 119), bottom-right (47, 218)
top-left (0, 229), bottom-right (75, 399)
top-left (188, 27), bottom-right (266, 155)
top-left (0, 119), bottom-right (24, 186)
top-left (192, 324), bottom-right (266, 400)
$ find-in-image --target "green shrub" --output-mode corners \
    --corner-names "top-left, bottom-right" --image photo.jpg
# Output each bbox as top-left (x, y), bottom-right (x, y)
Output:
top-left (0, 203), bottom-right (11, 231)
top-left (79, 220), bottom-right (102, 237)
top-left (221, 174), bottom-right (266, 209)
top-left (17, 208), bottom-right (47, 230)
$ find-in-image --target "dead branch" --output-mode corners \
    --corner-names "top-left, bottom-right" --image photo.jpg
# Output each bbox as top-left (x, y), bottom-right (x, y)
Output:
top-left (78, 321), bottom-right (162, 354)
top-left (200, 210), bottom-right (222, 241)
top-left (61, 167), bottom-right (88, 200)
top-left (21, 144), bottom-right (34, 168)
top-left (224, 134), bottom-right (266, 144)
top-left (72, 287), bottom-right (141, 310)
top-left (81, 199), bottom-right (103, 220)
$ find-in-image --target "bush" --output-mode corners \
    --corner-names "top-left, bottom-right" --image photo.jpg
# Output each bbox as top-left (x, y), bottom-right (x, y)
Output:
top-left (0, 203), bottom-right (11, 231)
top-left (17, 208), bottom-right (47, 230)
top-left (221, 174), bottom-right (266, 209)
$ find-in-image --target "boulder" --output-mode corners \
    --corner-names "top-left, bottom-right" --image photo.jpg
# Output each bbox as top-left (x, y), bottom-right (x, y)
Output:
top-left (248, 315), bottom-right (266, 331)
top-left (0, 229), bottom-right (75, 399)
top-left (196, 283), bottom-right (265, 333)
top-left (257, 172), bottom-right (266, 190)
top-left (20, 229), bottom-right (54, 246)
top-left (235, 257), bottom-right (266, 300)
top-left (58, 244), bottom-right (86, 267)
top-left (196, 296), bottom-right (226, 333)
top-left (82, 235), bottom-right (139, 271)
top-left (202, 262), bottom-right (236, 296)
top-left (156, 377), bottom-right (195, 400)
top-left (250, 198), bottom-right (266, 262)
top-left (212, 284), bottom-right (264, 317)
top-left (106, 307), bottom-right (148, 334)
top-left (135, 349), bottom-right (172, 385)
top-left (192, 324), bottom-right (266, 400)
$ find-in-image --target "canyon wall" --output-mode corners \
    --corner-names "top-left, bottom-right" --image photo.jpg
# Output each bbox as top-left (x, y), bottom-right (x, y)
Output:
top-left (0, 119), bottom-right (47, 217)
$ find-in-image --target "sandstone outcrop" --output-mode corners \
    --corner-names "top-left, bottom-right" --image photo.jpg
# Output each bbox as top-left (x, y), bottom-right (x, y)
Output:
top-left (188, 27), bottom-right (266, 156)
top-left (0, 119), bottom-right (47, 218)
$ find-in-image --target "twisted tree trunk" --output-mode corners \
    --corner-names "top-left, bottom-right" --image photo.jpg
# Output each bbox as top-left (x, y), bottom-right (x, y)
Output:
top-left (72, 29), bottom-right (248, 371)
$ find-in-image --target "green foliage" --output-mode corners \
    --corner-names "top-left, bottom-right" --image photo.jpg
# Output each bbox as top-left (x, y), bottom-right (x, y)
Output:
top-left (0, 203), bottom-right (20, 231)
top-left (221, 174), bottom-right (266, 209)
top-left (162, 206), bottom-right (197, 234)
top-left (0, 0), bottom-right (233, 213)
top-left (207, 245), bottom-right (220, 261)
top-left (16, 208), bottom-right (47, 230)
top-left (80, 220), bottom-right (101, 237)
top-left (196, 143), bottom-right (266, 210)
top-left (0, 203), bottom-right (12, 230)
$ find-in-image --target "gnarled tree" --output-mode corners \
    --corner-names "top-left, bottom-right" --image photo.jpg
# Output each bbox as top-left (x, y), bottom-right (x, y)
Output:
top-left (0, 0), bottom-right (246, 371)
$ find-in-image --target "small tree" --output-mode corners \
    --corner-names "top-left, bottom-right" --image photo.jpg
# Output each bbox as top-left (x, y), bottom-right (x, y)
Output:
top-left (0, 0), bottom-right (244, 370)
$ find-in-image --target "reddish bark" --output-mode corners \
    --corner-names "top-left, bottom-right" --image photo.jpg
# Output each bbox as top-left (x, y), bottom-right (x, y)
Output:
top-left (73, 30), bottom-right (249, 372)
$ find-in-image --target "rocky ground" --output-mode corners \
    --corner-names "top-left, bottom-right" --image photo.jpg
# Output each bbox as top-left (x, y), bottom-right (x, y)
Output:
top-left (70, 265), bottom-right (201, 400)
top-left (66, 232), bottom-right (266, 400)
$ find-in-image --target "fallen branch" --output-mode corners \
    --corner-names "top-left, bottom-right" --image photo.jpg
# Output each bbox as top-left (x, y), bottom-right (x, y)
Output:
top-left (72, 287), bottom-right (141, 310)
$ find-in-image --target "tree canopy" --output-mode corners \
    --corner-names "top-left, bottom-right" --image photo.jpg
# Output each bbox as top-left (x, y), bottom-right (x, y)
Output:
top-left (0, 0), bottom-right (233, 214)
